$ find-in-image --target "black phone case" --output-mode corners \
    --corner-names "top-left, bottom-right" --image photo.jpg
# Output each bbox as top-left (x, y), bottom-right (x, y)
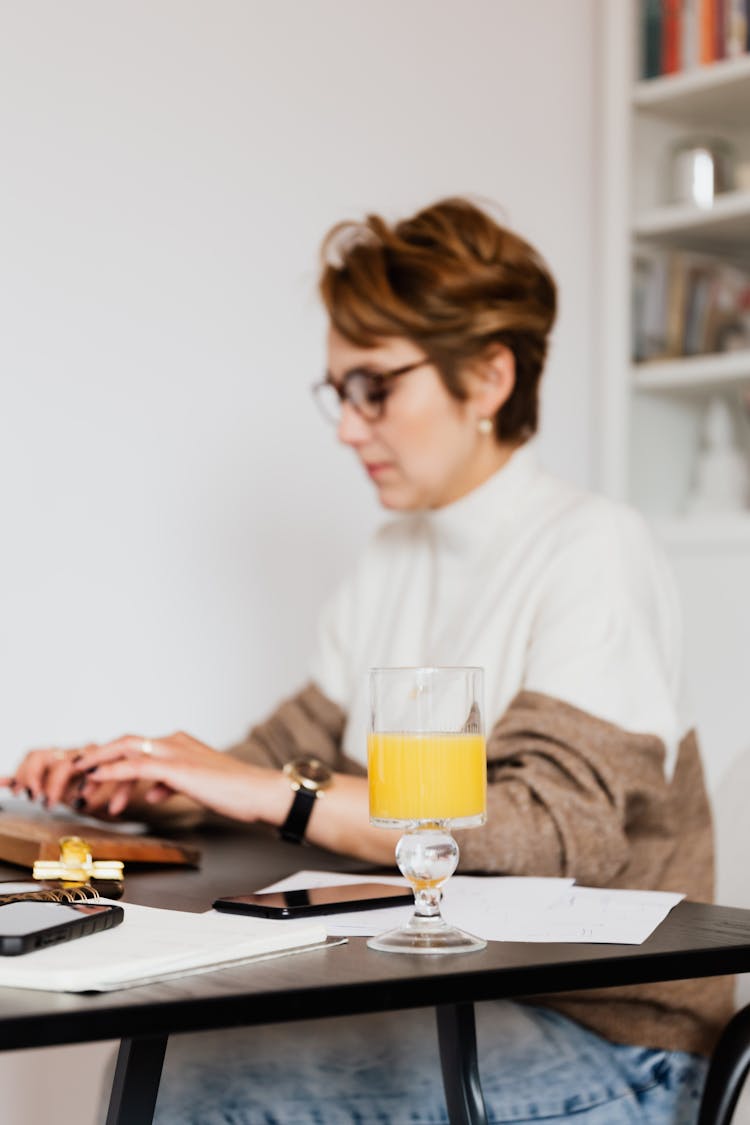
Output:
top-left (0, 903), bottom-right (124, 956)
top-left (213, 891), bottom-right (413, 920)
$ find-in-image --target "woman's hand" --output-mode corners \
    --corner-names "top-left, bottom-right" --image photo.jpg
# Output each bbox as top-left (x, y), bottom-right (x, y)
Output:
top-left (1, 733), bottom-right (282, 824)
top-left (73, 732), bottom-right (286, 822)
top-left (0, 745), bottom-right (97, 809)
top-left (2, 735), bottom-right (398, 862)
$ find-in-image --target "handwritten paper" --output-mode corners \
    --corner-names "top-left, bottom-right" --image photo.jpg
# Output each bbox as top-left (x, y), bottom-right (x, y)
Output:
top-left (493, 885), bottom-right (685, 944)
top-left (260, 871), bottom-right (683, 945)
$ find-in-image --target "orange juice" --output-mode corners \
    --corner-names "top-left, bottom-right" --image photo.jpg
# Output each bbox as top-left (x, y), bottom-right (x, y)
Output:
top-left (368, 732), bottom-right (486, 824)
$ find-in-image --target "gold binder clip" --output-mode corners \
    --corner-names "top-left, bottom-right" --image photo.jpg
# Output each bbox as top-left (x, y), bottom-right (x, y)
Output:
top-left (32, 836), bottom-right (125, 884)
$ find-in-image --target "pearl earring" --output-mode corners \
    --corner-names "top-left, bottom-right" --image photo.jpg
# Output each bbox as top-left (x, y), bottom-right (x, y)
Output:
top-left (477, 417), bottom-right (493, 436)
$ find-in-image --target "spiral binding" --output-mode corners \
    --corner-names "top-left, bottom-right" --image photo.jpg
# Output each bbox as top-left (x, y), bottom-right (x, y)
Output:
top-left (0, 883), bottom-right (101, 905)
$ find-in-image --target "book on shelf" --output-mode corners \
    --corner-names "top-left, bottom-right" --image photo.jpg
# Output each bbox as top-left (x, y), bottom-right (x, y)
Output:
top-left (632, 246), bottom-right (750, 361)
top-left (663, 0), bottom-right (682, 72)
top-left (640, 0), bottom-right (749, 78)
top-left (682, 0), bottom-right (700, 67)
top-left (724, 0), bottom-right (750, 54)
top-left (699, 0), bottom-right (720, 64)
top-left (730, 0), bottom-right (750, 53)
top-left (642, 0), bottom-right (664, 77)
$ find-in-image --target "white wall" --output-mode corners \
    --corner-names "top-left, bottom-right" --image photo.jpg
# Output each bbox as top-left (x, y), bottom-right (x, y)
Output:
top-left (669, 548), bottom-right (750, 794)
top-left (0, 0), bottom-right (596, 767)
top-left (0, 2), bottom-right (598, 1121)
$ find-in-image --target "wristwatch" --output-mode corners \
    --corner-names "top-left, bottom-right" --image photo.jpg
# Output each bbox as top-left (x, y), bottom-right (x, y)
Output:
top-left (279, 757), bottom-right (333, 845)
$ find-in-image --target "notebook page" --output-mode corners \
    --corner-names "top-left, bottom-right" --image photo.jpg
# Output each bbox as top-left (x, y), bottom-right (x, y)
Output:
top-left (0, 901), bottom-right (327, 992)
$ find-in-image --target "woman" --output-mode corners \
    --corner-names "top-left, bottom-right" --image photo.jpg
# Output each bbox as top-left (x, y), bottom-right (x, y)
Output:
top-left (5, 197), bottom-right (731, 1123)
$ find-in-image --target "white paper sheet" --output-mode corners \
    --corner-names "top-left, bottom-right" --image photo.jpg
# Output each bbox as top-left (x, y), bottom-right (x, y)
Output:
top-left (505, 885), bottom-right (685, 945)
top-left (260, 871), bottom-right (683, 945)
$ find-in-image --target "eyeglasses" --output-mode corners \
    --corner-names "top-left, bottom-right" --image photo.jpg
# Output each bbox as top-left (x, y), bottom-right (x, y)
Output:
top-left (311, 359), bottom-right (428, 425)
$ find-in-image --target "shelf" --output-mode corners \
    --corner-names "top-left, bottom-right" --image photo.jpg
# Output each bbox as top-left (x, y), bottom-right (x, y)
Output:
top-left (632, 190), bottom-right (750, 261)
top-left (633, 350), bottom-right (750, 391)
top-left (652, 512), bottom-right (750, 548)
top-left (599, 6), bottom-right (750, 526)
top-left (633, 54), bottom-right (750, 127)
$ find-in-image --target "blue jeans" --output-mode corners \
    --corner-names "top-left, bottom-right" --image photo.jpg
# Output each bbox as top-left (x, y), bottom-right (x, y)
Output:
top-left (152, 1001), bottom-right (708, 1124)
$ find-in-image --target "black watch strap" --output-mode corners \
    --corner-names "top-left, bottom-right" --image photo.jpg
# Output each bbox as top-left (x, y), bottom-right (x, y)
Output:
top-left (279, 787), bottom-right (318, 845)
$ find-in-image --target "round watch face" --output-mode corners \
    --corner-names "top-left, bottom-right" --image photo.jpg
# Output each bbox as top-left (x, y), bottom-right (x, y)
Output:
top-left (288, 757), bottom-right (332, 791)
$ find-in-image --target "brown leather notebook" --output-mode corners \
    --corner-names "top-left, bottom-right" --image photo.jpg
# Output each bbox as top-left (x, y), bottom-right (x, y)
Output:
top-left (0, 812), bottom-right (201, 869)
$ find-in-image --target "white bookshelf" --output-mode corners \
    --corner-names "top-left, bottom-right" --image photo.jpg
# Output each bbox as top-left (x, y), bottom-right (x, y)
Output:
top-left (632, 51), bottom-right (750, 125)
top-left (601, 11), bottom-right (750, 957)
top-left (599, 1), bottom-right (750, 543)
top-left (633, 349), bottom-right (750, 390)
top-left (633, 190), bottom-right (750, 261)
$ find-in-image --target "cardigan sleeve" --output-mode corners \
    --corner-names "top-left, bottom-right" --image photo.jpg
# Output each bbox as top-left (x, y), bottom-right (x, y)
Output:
top-left (225, 682), bottom-right (352, 771)
top-left (453, 690), bottom-right (669, 883)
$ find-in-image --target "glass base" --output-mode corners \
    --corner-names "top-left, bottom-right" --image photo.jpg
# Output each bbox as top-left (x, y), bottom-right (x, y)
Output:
top-left (367, 913), bottom-right (486, 955)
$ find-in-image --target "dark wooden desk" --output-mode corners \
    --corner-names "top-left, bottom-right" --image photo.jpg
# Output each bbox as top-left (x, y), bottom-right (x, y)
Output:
top-left (1, 825), bottom-right (749, 1125)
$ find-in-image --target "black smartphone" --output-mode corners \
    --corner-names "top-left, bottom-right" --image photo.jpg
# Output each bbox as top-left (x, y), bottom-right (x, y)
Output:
top-left (0, 901), bottom-right (124, 956)
top-left (213, 882), bottom-right (413, 919)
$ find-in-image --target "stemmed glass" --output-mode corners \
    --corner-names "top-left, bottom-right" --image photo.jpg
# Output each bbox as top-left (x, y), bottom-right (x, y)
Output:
top-left (367, 666), bottom-right (487, 954)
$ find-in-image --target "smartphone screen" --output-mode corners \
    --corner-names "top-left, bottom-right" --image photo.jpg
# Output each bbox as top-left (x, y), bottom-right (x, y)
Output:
top-left (0, 901), bottom-right (123, 955)
top-left (213, 882), bottom-right (413, 919)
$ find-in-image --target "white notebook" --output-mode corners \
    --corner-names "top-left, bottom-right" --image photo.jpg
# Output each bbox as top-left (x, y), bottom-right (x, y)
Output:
top-left (0, 901), bottom-right (329, 993)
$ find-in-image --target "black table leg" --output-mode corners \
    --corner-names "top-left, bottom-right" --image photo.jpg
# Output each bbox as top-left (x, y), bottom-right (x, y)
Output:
top-left (436, 1003), bottom-right (489, 1125)
top-left (105, 1033), bottom-right (168, 1125)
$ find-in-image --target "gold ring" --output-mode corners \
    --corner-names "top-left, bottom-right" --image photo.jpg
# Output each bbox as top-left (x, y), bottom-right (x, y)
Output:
top-left (52, 750), bottom-right (68, 761)
top-left (141, 739), bottom-right (154, 756)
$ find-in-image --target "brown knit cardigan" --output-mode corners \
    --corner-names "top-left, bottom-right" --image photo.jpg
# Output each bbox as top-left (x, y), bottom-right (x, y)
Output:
top-left (165, 683), bottom-right (734, 1057)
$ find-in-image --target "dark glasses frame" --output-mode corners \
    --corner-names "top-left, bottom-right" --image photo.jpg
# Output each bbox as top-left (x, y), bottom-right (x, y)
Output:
top-left (311, 359), bottom-right (429, 424)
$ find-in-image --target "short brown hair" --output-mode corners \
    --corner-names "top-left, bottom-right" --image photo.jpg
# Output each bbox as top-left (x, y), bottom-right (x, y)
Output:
top-left (319, 197), bottom-right (557, 442)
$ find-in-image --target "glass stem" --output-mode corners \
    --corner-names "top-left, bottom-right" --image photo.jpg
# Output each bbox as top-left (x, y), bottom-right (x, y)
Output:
top-left (414, 887), bottom-right (442, 918)
top-left (395, 823), bottom-right (459, 922)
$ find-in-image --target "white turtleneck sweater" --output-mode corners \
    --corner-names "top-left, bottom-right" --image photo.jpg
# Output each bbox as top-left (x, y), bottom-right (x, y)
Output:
top-left (310, 443), bottom-right (686, 779)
